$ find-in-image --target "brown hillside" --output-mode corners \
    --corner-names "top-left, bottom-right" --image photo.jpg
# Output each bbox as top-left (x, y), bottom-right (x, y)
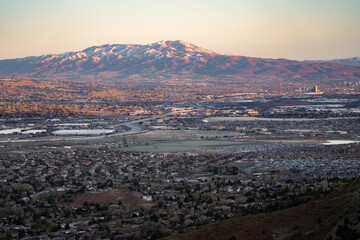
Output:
top-left (164, 179), bottom-right (360, 240)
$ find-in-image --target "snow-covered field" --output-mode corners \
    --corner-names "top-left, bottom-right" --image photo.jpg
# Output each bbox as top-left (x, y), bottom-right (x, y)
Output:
top-left (322, 140), bottom-right (360, 145)
top-left (21, 130), bottom-right (47, 135)
top-left (54, 123), bottom-right (90, 127)
top-left (0, 128), bottom-right (23, 135)
top-left (53, 129), bottom-right (115, 135)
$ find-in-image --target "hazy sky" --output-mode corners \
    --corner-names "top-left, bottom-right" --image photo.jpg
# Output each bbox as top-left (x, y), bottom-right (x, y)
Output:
top-left (1, 0), bottom-right (360, 60)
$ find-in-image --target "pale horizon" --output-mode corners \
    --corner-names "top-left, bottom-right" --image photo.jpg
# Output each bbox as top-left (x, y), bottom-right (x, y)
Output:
top-left (1, 0), bottom-right (360, 61)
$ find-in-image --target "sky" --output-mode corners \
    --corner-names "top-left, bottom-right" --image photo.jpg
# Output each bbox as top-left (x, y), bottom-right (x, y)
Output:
top-left (0, 0), bottom-right (360, 60)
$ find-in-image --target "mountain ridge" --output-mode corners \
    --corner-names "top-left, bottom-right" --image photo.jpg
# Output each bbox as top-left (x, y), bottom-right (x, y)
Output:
top-left (305, 57), bottom-right (360, 67)
top-left (1, 40), bottom-right (360, 83)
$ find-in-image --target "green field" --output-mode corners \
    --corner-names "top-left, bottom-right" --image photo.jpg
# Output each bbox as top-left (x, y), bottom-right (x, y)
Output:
top-left (226, 161), bottom-right (257, 169)
top-left (111, 129), bottom-right (249, 152)
top-left (119, 130), bottom-right (244, 143)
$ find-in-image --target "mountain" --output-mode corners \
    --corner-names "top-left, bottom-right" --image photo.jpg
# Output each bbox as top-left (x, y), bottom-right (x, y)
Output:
top-left (1, 40), bottom-right (360, 82)
top-left (306, 57), bottom-right (360, 67)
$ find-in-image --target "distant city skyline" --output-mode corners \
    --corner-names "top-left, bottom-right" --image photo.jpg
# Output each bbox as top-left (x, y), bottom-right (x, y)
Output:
top-left (1, 0), bottom-right (360, 60)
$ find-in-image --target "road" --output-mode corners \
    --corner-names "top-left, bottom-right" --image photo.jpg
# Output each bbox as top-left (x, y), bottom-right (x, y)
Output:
top-left (112, 110), bottom-right (188, 136)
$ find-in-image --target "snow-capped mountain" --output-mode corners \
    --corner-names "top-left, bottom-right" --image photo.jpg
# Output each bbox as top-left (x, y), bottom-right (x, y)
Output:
top-left (1, 40), bottom-right (360, 82)
top-left (29, 40), bottom-right (218, 63)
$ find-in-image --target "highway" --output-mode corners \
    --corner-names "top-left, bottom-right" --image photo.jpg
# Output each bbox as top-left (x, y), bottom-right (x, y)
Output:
top-left (112, 110), bottom-right (188, 136)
